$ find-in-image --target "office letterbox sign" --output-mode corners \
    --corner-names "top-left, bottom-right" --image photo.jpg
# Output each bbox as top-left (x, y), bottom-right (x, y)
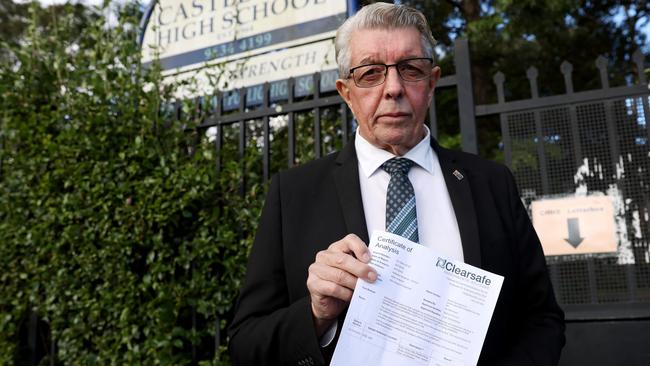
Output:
top-left (531, 196), bottom-right (617, 256)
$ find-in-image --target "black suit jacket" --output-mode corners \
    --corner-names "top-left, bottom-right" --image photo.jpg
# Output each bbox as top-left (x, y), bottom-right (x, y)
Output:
top-left (229, 138), bottom-right (565, 366)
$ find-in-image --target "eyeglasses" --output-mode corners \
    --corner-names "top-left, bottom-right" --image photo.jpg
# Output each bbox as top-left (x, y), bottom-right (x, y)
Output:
top-left (347, 57), bottom-right (434, 88)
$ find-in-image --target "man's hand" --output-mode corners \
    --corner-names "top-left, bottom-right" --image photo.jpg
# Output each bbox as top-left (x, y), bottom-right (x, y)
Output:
top-left (306, 234), bottom-right (377, 336)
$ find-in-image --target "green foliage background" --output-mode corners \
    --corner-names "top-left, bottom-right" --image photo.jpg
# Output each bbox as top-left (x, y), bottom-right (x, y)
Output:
top-left (0, 3), bottom-right (263, 364)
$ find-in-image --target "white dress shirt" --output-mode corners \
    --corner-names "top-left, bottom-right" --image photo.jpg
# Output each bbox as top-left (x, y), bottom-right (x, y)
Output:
top-left (320, 126), bottom-right (464, 347)
top-left (355, 126), bottom-right (464, 261)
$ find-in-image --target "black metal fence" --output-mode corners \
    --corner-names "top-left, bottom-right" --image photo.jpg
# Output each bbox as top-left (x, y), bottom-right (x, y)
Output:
top-left (193, 39), bottom-right (476, 181)
top-left (475, 50), bottom-right (650, 320)
top-left (193, 38), bottom-right (649, 320)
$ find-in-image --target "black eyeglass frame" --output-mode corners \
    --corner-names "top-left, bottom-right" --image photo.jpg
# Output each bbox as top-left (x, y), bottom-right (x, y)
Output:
top-left (347, 57), bottom-right (434, 88)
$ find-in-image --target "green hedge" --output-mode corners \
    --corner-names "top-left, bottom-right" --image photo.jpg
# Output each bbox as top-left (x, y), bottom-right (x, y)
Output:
top-left (0, 4), bottom-right (263, 364)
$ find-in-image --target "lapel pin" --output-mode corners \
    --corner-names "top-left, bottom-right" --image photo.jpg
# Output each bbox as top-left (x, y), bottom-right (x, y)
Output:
top-left (453, 170), bottom-right (464, 181)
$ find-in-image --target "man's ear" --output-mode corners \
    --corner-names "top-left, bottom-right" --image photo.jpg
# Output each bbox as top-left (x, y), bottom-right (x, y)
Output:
top-left (428, 66), bottom-right (442, 100)
top-left (336, 79), bottom-right (352, 109)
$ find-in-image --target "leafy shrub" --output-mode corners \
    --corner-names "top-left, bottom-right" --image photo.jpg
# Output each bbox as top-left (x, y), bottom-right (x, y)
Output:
top-left (0, 3), bottom-right (262, 364)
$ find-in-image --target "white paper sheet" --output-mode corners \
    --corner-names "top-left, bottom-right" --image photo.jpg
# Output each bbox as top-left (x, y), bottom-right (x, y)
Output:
top-left (331, 231), bottom-right (504, 366)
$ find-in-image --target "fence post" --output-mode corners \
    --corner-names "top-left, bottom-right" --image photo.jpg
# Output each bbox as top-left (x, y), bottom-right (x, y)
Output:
top-left (313, 72), bottom-right (322, 159)
top-left (428, 95), bottom-right (438, 139)
top-left (595, 56), bottom-right (621, 174)
top-left (454, 38), bottom-right (478, 154)
top-left (493, 72), bottom-right (510, 166)
top-left (238, 88), bottom-right (246, 195)
top-left (214, 92), bottom-right (223, 175)
top-left (262, 83), bottom-right (270, 181)
top-left (561, 61), bottom-right (584, 167)
top-left (528, 66), bottom-right (550, 195)
top-left (288, 78), bottom-right (296, 168)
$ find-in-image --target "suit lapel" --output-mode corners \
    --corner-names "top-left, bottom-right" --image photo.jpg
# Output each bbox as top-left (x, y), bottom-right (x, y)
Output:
top-left (332, 140), bottom-right (370, 244)
top-left (432, 140), bottom-right (482, 267)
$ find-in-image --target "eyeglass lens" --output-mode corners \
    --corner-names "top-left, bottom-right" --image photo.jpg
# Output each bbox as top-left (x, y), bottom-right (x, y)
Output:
top-left (351, 58), bottom-right (432, 87)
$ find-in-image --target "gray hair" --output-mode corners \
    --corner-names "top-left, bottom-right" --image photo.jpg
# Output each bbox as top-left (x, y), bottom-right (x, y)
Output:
top-left (335, 3), bottom-right (437, 79)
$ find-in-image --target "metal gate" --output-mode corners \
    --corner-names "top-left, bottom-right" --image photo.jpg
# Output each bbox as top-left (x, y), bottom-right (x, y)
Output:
top-left (474, 51), bottom-right (650, 365)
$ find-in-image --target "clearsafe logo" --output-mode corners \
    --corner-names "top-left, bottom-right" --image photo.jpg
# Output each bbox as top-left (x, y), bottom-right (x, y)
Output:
top-left (435, 258), bottom-right (492, 286)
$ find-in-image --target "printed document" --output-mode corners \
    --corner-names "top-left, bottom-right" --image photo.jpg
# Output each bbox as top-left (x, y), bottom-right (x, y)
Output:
top-left (331, 231), bottom-right (503, 366)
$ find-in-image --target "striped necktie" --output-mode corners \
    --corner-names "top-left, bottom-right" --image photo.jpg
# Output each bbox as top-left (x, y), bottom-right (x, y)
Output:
top-left (381, 157), bottom-right (419, 243)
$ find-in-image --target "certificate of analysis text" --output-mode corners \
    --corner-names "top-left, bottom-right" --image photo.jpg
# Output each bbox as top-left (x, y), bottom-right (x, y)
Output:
top-left (331, 231), bottom-right (504, 366)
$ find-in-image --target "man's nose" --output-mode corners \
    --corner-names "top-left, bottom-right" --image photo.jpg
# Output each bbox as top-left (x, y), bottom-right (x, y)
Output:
top-left (383, 66), bottom-right (404, 97)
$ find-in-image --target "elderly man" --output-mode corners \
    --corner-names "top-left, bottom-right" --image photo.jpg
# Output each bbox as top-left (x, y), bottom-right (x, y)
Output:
top-left (229, 3), bottom-right (565, 366)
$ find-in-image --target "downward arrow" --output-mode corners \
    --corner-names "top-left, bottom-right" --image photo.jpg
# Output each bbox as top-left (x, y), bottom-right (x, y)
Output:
top-left (565, 218), bottom-right (584, 248)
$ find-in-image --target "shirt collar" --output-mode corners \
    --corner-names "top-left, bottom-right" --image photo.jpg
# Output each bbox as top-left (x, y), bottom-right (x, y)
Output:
top-left (355, 125), bottom-right (435, 178)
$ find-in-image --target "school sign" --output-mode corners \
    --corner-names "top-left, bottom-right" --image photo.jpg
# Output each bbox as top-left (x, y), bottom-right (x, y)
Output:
top-left (140, 0), bottom-right (354, 94)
